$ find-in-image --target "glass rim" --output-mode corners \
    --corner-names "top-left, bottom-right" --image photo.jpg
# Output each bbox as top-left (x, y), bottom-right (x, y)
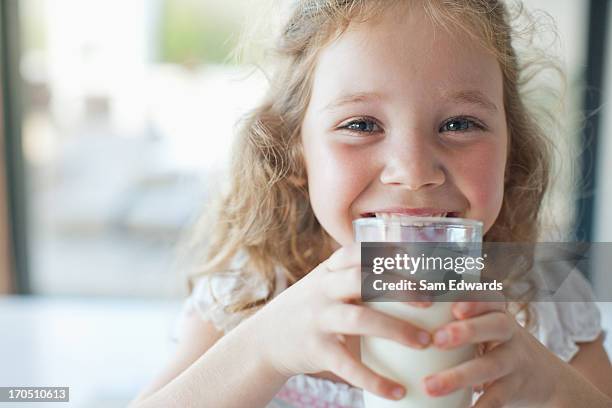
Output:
top-left (352, 216), bottom-right (483, 229)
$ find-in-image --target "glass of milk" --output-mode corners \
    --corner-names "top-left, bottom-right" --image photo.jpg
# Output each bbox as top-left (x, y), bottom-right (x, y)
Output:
top-left (354, 215), bottom-right (483, 408)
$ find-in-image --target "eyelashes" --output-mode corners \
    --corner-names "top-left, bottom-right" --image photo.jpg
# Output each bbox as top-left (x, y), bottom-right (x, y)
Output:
top-left (340, 117), bottom-right (383, 134)
top-left (338, 116), bottom-right (487, 136)
top-left (439, 117), bottom-right (486, 133)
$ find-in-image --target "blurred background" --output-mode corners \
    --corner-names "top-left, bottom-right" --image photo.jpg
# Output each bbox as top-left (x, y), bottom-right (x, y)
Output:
top-left (0, 0), bottom-right (610, 406)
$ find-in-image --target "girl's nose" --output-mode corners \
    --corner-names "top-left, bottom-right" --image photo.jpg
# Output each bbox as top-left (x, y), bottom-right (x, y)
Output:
top-left (379, 137), bottom-right (446, 190)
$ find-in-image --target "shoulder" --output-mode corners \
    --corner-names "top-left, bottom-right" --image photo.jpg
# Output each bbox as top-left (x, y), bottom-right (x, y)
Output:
top-left (525, 271), bottom-right (602, 362)
top-left (174, 253), bottom-right (288, 337)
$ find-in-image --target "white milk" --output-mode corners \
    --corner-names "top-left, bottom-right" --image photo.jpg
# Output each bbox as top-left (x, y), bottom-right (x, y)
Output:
top-left (361, 301), bottom-right (474, 408)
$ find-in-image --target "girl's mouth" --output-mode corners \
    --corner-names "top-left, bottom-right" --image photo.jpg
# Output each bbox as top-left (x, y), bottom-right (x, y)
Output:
top-left (360, 210), bottom-right (461, 219)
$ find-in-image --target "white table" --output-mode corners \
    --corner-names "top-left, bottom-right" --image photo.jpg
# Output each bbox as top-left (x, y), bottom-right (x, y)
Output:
top-left (0, 296), bottom-right (183, 407)
top-left (1, 296), bottom-right (611, 407)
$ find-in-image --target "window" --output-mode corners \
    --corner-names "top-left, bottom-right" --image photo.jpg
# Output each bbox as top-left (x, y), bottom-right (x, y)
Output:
top-left (19, 0), bottom-right (267, 296)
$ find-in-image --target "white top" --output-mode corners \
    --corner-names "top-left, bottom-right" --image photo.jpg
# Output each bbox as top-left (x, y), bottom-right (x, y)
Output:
top-left (173, 254), bottom-right (602, 408)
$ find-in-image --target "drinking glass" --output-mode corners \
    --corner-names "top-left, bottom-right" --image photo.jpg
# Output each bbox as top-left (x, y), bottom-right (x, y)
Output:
top-left (354, 216), bottom-right (483, 408)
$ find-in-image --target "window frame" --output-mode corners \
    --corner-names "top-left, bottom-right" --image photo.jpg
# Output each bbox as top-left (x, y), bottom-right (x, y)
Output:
top-left (1, 0), bottom-right (30, 294)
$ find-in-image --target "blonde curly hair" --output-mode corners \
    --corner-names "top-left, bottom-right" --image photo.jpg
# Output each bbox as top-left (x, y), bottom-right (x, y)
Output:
top-left (183, 0), bottom-right (562, 323)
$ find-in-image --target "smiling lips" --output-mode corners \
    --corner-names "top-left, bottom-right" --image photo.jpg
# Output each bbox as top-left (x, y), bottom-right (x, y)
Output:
top-left (360, 208), bottom-right (461, 219)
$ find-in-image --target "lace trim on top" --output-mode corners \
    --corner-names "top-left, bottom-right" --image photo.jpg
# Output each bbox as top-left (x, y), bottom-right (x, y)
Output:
top-left (273, 375), bottom-right (364, 408)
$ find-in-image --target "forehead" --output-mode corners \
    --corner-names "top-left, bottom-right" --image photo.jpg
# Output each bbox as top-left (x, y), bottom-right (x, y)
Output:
top-left (310, 5), bottom-right (503, 108)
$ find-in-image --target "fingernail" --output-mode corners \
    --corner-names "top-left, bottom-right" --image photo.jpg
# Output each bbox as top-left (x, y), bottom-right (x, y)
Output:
top-left (425, 376), bottom-right (443, 394)
top-left (392, 386), bottom-right (405, 399)
top-left (417, 331), bottom-right (431, 346)
top-left (434, 330), bottom-right (449, 346)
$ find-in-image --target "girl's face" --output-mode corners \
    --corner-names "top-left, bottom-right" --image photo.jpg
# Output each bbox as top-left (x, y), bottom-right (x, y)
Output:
top-left (301, 6), bottom-right (508, 247)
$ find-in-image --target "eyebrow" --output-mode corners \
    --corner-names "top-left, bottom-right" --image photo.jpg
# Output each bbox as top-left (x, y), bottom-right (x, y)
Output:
top-left (442, 90), bottom-right (499, 113)
top-left (321, 91), bottom-right (385, 113)
top-left (320, 89), bottom-right (498, 113)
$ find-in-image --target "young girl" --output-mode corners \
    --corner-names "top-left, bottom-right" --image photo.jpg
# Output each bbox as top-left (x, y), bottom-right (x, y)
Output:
top-left (131, 0), bottom-right (612, 406)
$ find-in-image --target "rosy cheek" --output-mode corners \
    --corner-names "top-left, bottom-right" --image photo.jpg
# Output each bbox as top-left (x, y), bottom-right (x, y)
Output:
top-left (306, 142), bottom-right (375, 243)
top-left (333, 147), bottom-right (374, 186)
top-left (451, 141), bottom-right (506, 229)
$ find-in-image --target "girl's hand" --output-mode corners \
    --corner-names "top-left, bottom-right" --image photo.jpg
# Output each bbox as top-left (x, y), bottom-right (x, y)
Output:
top-left (423, 301), bottom-right (581, 407)
top-left (248, 243), bottom-right (432, 401)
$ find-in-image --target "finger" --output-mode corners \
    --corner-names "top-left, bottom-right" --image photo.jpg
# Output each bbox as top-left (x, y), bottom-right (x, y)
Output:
top-left (472, 376), bottom-right (520, 408)
top-left (433, 312), bottom-right (514, 349)
top-left (321, 266), bottom-right (362, 301)
top-left (320, 303), bottom-right (431, 348)
top-left (423, 344), bottom-right (514, 397)
top-left (326, 244), bottom-right (361, 271)
top-left (325, 341), bottom-right (406, 401)
top-left (451, 299), bottom-right (506, 320)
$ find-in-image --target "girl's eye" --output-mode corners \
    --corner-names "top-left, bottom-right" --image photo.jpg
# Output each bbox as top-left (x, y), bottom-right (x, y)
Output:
top-left (340, 118), bottom-right (382, 134)
top-left (440, 117), bottom-right (484, 133)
